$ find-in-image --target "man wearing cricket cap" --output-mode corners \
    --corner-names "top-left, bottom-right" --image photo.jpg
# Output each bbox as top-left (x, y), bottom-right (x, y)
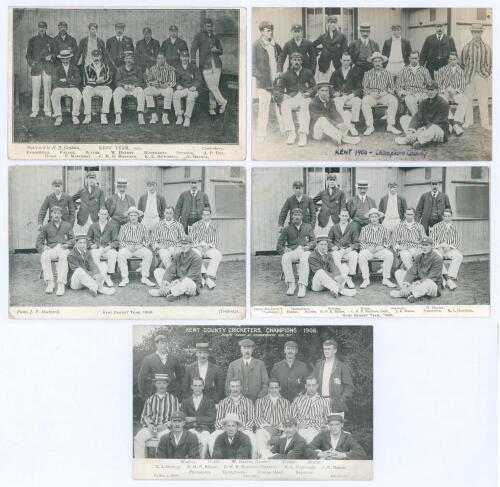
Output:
top-left (277, 23), bottom-right (316, 74)
top-left (156, 410), bottom-right (200, 459)
top-left (278, 180), bottom-right (316, 231)
top-left (313, 15), bottom-right (348, 76)
top-left (313, 173), bottom-right (347, 236)
top-left (162, 25), bottom-right (188, 67)
top-left (269, 417), bottom-right (309, 459)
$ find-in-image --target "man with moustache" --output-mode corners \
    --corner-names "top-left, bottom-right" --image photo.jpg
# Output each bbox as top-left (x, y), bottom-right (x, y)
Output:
top-left (135, 27), bottom-right (160, 73)
top-left (106, 22), bottom-right (134, 72)
top-left (162, 25), bottom-right (188, 68)
top-left (105, 178), bottom-right (136, 228)
top-left (52, 21), bottom-right (78, 65)
top-left (73, 172), bottom-right (106, 234)
top-left (313, 173), bottom-right (347, 237)
top-left (348, 23), bottom-right (379, 74)
top-left (174, 179), bottom-right (211, 234)
top-left (345, 181), bottom-right (376, 234)
top-left (415, 180), bottom-right (451, 235)
top-left (419, 21), bottom-right (457, 79)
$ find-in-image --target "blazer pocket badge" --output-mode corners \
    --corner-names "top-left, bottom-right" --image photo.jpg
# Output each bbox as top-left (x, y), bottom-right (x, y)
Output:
top-left (334, 378), bottom-right (341, 385)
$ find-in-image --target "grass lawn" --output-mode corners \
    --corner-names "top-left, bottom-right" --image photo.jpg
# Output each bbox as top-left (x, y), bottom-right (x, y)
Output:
top-left (251, 255), bottom-right (489, 307)
top-left (9, 253), bottom-right (245, 307)
top-left (252, 103), bottom-right (491, 161)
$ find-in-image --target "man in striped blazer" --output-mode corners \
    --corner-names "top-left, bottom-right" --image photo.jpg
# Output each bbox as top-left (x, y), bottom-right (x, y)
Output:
top-left (358, 208), bottom-right (396, 289)
top-left (134, 373), bottom-right (180, 458)
top-left (430, 208), bottom-right (463, 291)
top-left (361, 52), bottom-right (401, 136)
top-left (435, 52), bottom-right (468, 136)
top-left (190, 207), bottom-right (222, 289)
top-left (116, 207), bottom-right (155, 288)
top-left (392, 208), bottom-right (426, 271)
top-left (87, 207), bottom-right (119, 287)
top-left (254, 378), bottom-right (291, 459)
top-left (151, 206), bottom-right (185, 272)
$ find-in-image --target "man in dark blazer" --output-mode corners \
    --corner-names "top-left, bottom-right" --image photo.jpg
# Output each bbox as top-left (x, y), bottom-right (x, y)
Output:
top-left (382, 24), bottom-right (412, 80)
top-left (312, 339), bottom-right (354, 413)
top-left (419, 21), bottom-right (457, 79)
top-left (137, 334), bottom-right (183, 401)
top-left (162, 25), bottom-right (188, 67)
top-left (278, 180), bottom-right (316, 230)
top-left (415, 180), bottom-right (451, 234)
top-left (75, 23), bottom-right (108, 67)
top-left (346, 181), bottom-right (377, 233)
top-left (378, 182), bottom-right (407, 233)
top-left (135, 27), bottom-right (160, 73)
top-left (38, 178), bottom-right (76, 230)
top-left (105, 178), bottom-right (136, 227)
top-left (52, 21), bottom-right (78, 65)
top-left (182, 343), bottom-right (224, 404)
top-left (349, 23), bottom-right (380, 74)
top-left (277, 24), bottom-right (316, 74)
top-left (309, 414), bottom-right (367, 460)
top-left (180, 376), bottom-right (216, 458)
top-left (156, 411), bottom-right (200, 459)
top-left (212, 414), bottom-right (252, 459)
top-left (106, 22), bottom-right (134, 72)
top-left (269, 418), bottom-right (310, 459)
top-left (72, 172), bottom-right (106, 231)
top-left (137, 181), bottom-right (167, 232)
top-left (174, 180), bottom-right (210, 233)
top-left (313, 173), bottom-right (347, 233)
top-left (313, 15), bottom-right (348, 74)
top-left (225, 339), bottom-right (268, 402)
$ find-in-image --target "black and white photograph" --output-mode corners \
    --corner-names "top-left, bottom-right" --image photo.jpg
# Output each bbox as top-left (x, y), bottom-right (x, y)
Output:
top-left (9, 8), bottom-right (245, 160)
top-left (8, 165), bottom-right (246, 319)
top-left (133, 324), bottom-right (373, 480)
top-left (251, 166), bottom-right (490, 316)
top-left (252, 7), bottom-right (492, 161)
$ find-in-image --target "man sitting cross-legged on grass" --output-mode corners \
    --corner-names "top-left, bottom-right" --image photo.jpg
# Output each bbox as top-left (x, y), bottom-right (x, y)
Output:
top-left (308, 236), bottom-right (357, 298)
top-left (67, 234), bottom-right (116, 297)
top-left (149, 235), bottom-right (203, 301)
top-left (390, 235), bottom-right (443, 303)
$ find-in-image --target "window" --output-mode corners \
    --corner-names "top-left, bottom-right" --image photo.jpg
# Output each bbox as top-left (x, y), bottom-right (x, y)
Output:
top-left (184, 167), bottom-right (191, 179)
top-left (230, 167), bottom-right (242, 178)
top-left (430, 9), bottom-right (436, 22)
top-left (214, 184), bottom-right (245, 217)
top-left (477, 9), bottom-right (487, 21)
top-left (471, 167), bottom-right (483, 179)
top-left (325, 8), bottom-right (341, 15)
top-left (456, 185), bottom-right (489, 219)
top-left (425, 167), bottom-right (432, 180)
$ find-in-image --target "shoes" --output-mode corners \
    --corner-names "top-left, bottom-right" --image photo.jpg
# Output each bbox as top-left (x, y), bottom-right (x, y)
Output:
top-left (45, 111), bottom-right (53, 118)
top-left (176, 115), bottom-right (183, 125)
top-left (297, 284), bottom-right (306, 298)
top-left (298, 133), bottom-right (307, 147)
top-left (150, 113), bottom-right (159, 124)
top-left (101, 114), bottom-right (108, 125)
top-left (346, 276), bottom-right (355, 289)
top-left (412, 142), bottom-right (422, 149)
top-left (382, 279), bottom-right (397, 288)
top-left (183, 116), bottom-right (191, 128)
top-left (99, 287), bottom-right (116, 295)
top-left (162, 113), bottom-right (169, 125)
top-left (83, 115), bottom-right (91, 125)
top-left (209, 109), bottom-right (216, 116)
top-left (453, 124), bottom-right (464, 136)
top-left (148, 289), bottom-right (162, 297)
top-left (30, 112), bottom-right (39, 118)
top-left (364, 126), bottom-right (374, 136)
top-left (45, 281), bottom-right (55, 294)
top-left (141, 277), bottom-right (156, 287)
top-left (286, 132), bottom-right (296, 145)
top-left (349, 125), bottom-right (359, 136)
top-left (447, 278), bottom-right (457, 291)
top-left (386, 125), bottom-right (401, 135)
top-left (166, 294), bottom-right (177, 302)
top-left (138, 113), bottom-right (145, 125)
top-left (286, 283), bottom-right (296, 296)
top-left (54, 116), bottom-right (63, 126)
top-left (407, 295), bottom-right (417, 303)
top-left (330, 289), bottom-right (338, 298)
top-left (56, 283), bottom-right (65, 296)
top-left (104, 275), bottom-right (114, 287)
top-left (342, 135), bottom-right (360, 145)
top-left (219, 100), bottom-right (228, 114)
top-left (390, 290), bottom-right (403, 298)
top-left (206, 277), bottom-right (216, 289)
top-left (115, 113), bottom-right (122, 125)
top-left (339, 288), bottom-right (356, 297)
top-left (360, 279), bottom-right (370, 289)
top-left (72, 116), bottom-right (80, 125)
top-left (118, 278), bottom-right (129, 287)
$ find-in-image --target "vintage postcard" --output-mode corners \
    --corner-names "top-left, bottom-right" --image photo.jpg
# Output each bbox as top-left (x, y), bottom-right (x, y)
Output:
top-left (8, 7), bottom-right (246, 160)
top-left (8, 165), bottom-right (246, 319)
top-left (251, 166), bottom-right (490, 317)
top-left (133, 324), bottom-right (373, 480)
top-left (252, 7), bottom-right (492, 161)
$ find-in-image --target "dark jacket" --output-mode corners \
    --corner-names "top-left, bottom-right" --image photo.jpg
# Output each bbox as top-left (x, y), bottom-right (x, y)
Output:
top-left (349, 39), bottom-right (380, 72)
top-left (346, 196), bottom-right (377, 226)
top-left (135, 38), bottom-right (160, 72)
top-left (182, 361), bottom-right (225, 404)
top-left (278, 38), bottom-right (316, 73)
top-left (52, 63), bottom-right (81, 88)
top-left (75, 36), bottom-right (107, 66)
top-left (276, 223), bottom-right (316, 254)
top-left (313, 188), bottom-right (346, 228)
top-left (278, 195), bottom-right (316, 228)
top-left (115, 64), bottom-right (144, 88)
top-left (138, 193), bottom-right (167, 219)
top-left (382, 37), bottom-right (412, 66)
top-left (409, 94), bottom-right (449, 135)
top-left (253, 39), bottom-right (281, 90)
top-left (35, 221), bottom-right (75, 253)
top-left (212, 431), bottom-right (251, 459)
top-left (312, 358), bottom-right (354, 412)
top-left (26, 34), bottom-right (54, 76)
top-left (84, 61), bottom-right (112, 87)
top-left (270, 432), bottom-right (310, 459)
top-left (415, 191), bottom-right (451, 232)
top-left (38, 192), bottom-right (76, 226)
top-left (309, 430), bottom-right (367, 459)
top-left (404, 249), bottom-right (444, 286)
top-left (73, 186), bottom-right (106, 225)
top-left (191, 31), bottom-right (223, 71)
top-left (52, 34), bottom-right (79, 64)
top-left (106, 35), bottom-right (134, 70)
top-left (180, 395), bottom-right (217, 432)
top-left (314, 31), bottom-right (348, 73)
top-left (270, 359), bottom-right (309, 403)
top-left (67, 247), bottom-right (98, 283)
top-left (105, 193), bottom-right (136, 226)
top-left (275, 67), bottom-right (316, 102)
top-left (330, 66), bottom-right (363, 97)
top-left (175, 63), bottom-right (202, 90)
top-left (157, 430), bottom-right (200, 459)
top-left (420, 34), bottom-right (457, 75)
top-left (164, 248), bottom-right (203, 288)
top-left (87, 220), bottom-right (120, 249)
top-left (308, 249), bottom-right (342, 288)
top-left (174, 190), bottom-right (210, 225)
top-left (378, 194), bottom-right (407, 222)
top-left (137, 352), bottom-right (183, 400)
top-left (308, 95), bottom-right (344, 133)
top-left (162, 37), bottom-right (189, 67)
top-left (225, 358), bottom-right (269, 402)
top-left (328, 222), bottom-right (360, 251)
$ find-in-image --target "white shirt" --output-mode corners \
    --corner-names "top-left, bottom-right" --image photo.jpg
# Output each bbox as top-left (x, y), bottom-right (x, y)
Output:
top-left (243, 358), bottom-right (252, 367)
top-left (284, 437), bottom-right (293, 450)
top-left (389, 37), bottom-right (404, 64)
top-left (192, 394), bottom-right (203, 410)
top-left (99, 221), bottom-right (107, 233)
top-left (339, 221), bottom-right (348, 234)
top-left (173, 432), bottom-right (183, 445)
top-left (321, 360), bottom-right (335, 396)
top-left (341, 67), bottom-right (350, 79)
top-left (144, 192), bottom-right (159, 219)
top-left (330, 434), bottom-right (341, 449)
top-left (269, 395), bottom-right (279, 405)
top-left (263, 41), bottom-right (277, 82)
top-left (62, 64), bottom-right (70, 77)
top-left (295, 195), bottom-right (303, 203)
top-left (385, 193), bottom-right (400, 221)
top-left (197, 361), bottom-right (208, 382)
top-left (156, 351), bottom-right (168, 365)
top-left (86, 37), bottom-right (98, 66)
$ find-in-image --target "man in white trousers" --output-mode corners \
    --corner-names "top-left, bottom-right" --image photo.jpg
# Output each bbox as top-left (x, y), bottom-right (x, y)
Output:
top-left (151, 206), bottom-right (185, 271)
top-left (392, 207), bottom-right (426, 271)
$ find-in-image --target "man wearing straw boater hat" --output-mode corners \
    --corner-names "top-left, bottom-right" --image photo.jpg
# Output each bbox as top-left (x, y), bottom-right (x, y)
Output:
top-left (345, 181), bottom-right (376, 234)
top-left (51, 48), bottom-right (82, 127)
top-left (105, 178), bottom-right (135, 227)
top-left (134, 373), bottom-right (179, 459)
top-left (116, 206), bottom-right (155, 288)
top-left (361, 51), bottom-right (401, 136)
top-left (348, 22), bottom-right (379, 74)
top-left (52, 21), bottom-right (78, 66)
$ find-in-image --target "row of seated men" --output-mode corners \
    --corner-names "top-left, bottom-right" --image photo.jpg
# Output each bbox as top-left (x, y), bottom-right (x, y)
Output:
top-left (277, 176), bottom-right (462, 302)
top-left (36, 175), bottom-right (221, 300)
top-left (26, 19), bottom-right (228, 126)
top-left (254, 19), bottom-right (491, 147)
top-left (134, 337), bottom-right (367, 460)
